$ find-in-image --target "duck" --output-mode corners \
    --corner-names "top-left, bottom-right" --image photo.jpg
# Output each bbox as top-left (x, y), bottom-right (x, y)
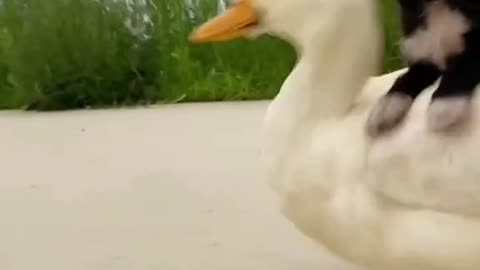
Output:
top-left (189, 0), bottom-right (480, 269)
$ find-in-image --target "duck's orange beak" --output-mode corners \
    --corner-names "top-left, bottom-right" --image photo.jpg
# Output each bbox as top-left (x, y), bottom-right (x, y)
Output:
top-left (189, 1), bottom-right (258, 43)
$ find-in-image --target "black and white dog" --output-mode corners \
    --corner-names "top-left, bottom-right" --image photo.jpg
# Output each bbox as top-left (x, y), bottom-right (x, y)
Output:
top-left (367, 0), bottom-right (480, 136)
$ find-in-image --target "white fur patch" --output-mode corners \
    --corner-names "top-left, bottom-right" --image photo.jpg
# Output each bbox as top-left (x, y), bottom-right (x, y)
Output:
top-left (401, 1), bottom-right (471, 69)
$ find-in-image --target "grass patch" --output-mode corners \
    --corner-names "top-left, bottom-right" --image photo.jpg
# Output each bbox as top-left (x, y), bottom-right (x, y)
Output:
top-left (0, 0), bottom-right (403, 110)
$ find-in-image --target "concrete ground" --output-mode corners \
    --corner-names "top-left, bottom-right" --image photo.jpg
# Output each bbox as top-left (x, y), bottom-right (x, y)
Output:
top-left (0, 101), bottom-right (356, 270)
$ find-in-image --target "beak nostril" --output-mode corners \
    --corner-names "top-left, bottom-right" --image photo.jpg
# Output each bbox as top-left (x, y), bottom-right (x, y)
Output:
top-left (188, 1), bottom-right (259, 43)
top-left (245, 21), bottom-right (259, 28)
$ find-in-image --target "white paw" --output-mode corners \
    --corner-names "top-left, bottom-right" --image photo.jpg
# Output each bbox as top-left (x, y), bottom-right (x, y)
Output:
top-left (427, 97), bottom-right (472, 133)
top-left (366, 93), bottom-right (413, 137)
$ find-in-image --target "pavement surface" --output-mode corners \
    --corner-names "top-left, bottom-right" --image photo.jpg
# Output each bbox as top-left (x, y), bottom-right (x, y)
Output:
top-left (0, 101), bottom-right (357, 270)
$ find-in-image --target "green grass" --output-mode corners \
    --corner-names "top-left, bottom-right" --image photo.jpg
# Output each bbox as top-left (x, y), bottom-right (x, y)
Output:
top-left (379, 0), bottom-right (403, 72)
top-left (0, 0), bottom-right (403, 111)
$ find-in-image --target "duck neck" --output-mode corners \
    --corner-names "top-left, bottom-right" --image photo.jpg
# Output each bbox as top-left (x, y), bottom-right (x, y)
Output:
top-left (288, 48), bottom-right (366, 120)
top-left (270, 24), bottom-right (381, 128)
top-left (263, 4), bottom-right (381, 157)
top-left (262, 0), bottom-right (381, 205)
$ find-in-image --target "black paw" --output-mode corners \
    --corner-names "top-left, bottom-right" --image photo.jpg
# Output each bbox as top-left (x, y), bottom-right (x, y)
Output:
top-left (427, 97), bottom-right (472, 133)
top-left (366, 93), bottom-right (414, 138)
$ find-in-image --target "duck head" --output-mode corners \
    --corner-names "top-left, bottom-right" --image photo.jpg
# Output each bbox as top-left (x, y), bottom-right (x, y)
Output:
top-left (190, 0), bottom-right (344, 46)
top-left (189, 0), bottom-right (379, 50)
top-left (190, 0), bottom-right (382, 117)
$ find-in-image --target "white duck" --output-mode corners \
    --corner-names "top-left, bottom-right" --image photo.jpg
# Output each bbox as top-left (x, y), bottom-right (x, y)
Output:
top-left (190, 0), bottom-right (480, 269)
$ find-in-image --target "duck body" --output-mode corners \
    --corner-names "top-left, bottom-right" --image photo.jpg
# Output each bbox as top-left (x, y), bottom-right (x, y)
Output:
top-left (263, 67), bottom-right (480, 269)
top-left (190, 0), bottom-right (480, 268)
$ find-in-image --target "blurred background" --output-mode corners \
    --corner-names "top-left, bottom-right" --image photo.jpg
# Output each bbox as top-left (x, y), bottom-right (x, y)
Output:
top-left (0, 0), bottom-right (402, 111)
